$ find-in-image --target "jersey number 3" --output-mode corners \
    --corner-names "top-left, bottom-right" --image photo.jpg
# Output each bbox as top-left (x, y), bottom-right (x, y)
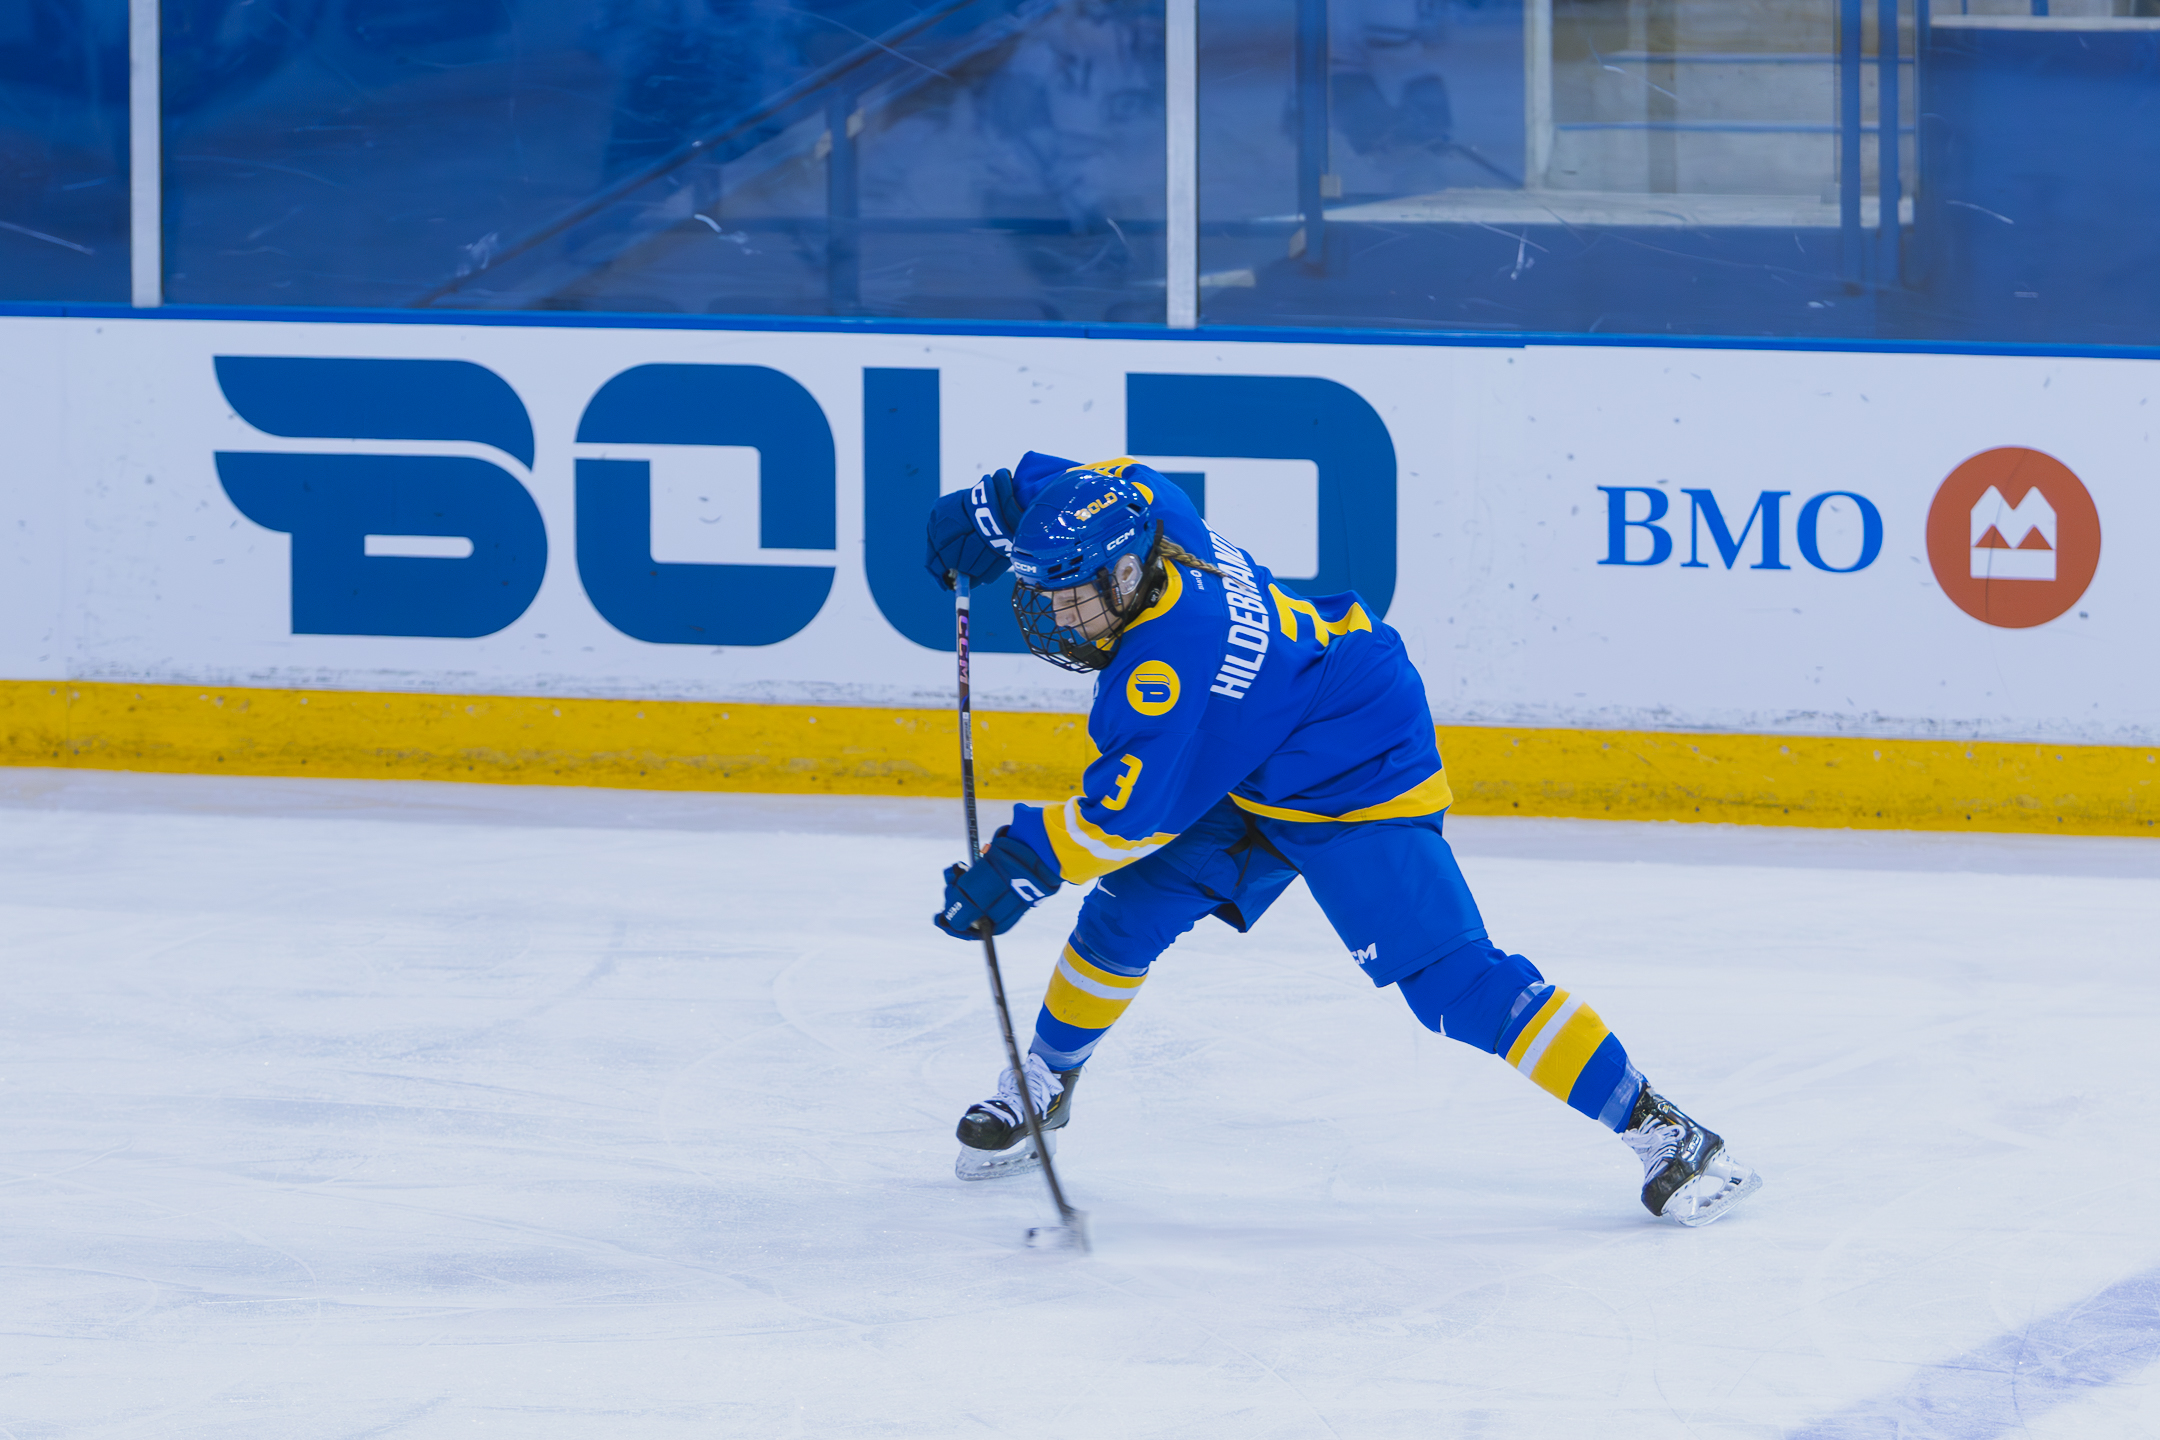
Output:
top-left (1099, 753), bottom-right (1143, 811)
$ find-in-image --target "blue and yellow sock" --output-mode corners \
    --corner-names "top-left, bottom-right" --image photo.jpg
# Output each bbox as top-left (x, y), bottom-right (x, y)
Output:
top-left (1493, 983), bottom-right (1644, 1131)
top-left (1028, 938), bottom-right (1149, 1071)
top-left (1399, 940), bottom-right (1644, 1131)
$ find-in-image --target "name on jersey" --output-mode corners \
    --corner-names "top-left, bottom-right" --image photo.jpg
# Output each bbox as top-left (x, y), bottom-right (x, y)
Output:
top-left (1208, 530), bottom-right (1270, 699)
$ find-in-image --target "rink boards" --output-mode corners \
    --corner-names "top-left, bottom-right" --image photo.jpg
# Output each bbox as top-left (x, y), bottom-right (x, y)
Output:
top-left (0, 310), bottom-right (2154, 833)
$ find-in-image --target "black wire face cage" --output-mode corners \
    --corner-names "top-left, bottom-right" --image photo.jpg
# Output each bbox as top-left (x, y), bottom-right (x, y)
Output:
top-left (1012, 569), bottom-right (1125, 672)
top-left (1010, 528), bottom-right (1168, 671)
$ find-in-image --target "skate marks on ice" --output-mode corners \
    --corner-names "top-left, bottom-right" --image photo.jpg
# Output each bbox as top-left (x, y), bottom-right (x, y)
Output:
top-left (1791, 1264), bottom-right (2160, 1439)
top-left (1444, 813), bottom-right (2160, 881)
top-left (5, 767), bottom-right (2154, 878)
top-left (0, 765), bottom-right (968, 840)
top-left (5, 772), bottom-right (2160, 1437)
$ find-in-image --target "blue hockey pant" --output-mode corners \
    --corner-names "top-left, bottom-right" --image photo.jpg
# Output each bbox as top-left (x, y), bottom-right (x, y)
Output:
top-left (1027, 796), bottom-right (1643, 1131)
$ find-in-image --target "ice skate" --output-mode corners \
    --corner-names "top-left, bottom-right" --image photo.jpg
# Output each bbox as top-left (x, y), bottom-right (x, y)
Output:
top-left (954, 1054), bottom-right (1081, 1181)
top-left (1621, 1087), bottom-right (1762, 1227)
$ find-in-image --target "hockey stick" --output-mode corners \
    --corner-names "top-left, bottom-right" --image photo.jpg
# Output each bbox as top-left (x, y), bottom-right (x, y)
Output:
top-left (956, 575), bottom-right (1090, 1253)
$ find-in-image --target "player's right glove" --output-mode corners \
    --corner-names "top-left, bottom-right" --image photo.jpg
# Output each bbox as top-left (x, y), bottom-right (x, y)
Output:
top-left (934, 828), bottom-right (1062, 938)
top-left (924, 468), bottom-right (1021, 590)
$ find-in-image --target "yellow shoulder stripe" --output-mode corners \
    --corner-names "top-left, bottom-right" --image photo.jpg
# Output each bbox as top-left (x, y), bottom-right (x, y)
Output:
top-left (1228, 768), bottom-right (1455, 824)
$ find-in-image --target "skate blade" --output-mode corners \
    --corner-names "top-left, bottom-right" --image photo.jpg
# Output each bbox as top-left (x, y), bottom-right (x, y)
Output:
top-left (1660, 1154), bottom-right (1764, 1228)
top-left (954, 1129), bottom-right (1055, 1182)
top-left (1025, 1210), bottom-right (1092, 1253)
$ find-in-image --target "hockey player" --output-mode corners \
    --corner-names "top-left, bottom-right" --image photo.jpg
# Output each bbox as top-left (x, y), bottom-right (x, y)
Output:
top-left (924, 453), bottom-right (1761, 1226)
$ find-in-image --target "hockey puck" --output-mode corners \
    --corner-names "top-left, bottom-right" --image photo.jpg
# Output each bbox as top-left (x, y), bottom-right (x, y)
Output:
top-left (1023, 1211), bottom-right (1091, 1252)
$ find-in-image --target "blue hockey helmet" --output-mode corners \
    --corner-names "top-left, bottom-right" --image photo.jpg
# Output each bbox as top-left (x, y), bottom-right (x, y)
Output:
top-left (1007, 466), bottom-right (1162, 671)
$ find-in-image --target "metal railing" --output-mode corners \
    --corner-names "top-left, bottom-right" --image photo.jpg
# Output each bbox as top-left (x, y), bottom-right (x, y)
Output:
top-left (409, 0), bottom-right (1020, 312)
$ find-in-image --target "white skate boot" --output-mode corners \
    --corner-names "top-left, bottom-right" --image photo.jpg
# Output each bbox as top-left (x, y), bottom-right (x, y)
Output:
top-left (1621, 1086), bottom-right (1763, 1226)
top-left (954, 1053), bottom-right (1081, 1182)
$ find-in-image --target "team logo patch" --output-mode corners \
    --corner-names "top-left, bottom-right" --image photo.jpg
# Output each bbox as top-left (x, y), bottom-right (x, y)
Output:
top-left (1126, 660), bottom-right (1180, 716)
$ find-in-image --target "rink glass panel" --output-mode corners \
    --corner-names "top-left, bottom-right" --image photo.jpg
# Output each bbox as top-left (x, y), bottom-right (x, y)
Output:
top-left (157, 0), bottom-right (1169, 322)
top-left (1195, 0), bottom-right (2160, 343)
top-left (0, 0), bottom-right (128, 301)
top-left (135, 0), bottom-right (2160, 339)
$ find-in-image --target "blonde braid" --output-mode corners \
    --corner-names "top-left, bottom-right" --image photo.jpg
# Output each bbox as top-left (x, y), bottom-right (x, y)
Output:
top-left (1152, 534), bottom-right (1223, 577)
top-left (1114, 529), bottom-right (1226, 623)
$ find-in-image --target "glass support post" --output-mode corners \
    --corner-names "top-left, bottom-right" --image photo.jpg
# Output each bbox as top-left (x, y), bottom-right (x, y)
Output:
top-left (1166, 0), bottom-right (1198, 327)
top-left (128, 0), bottom-right (160, 308)
top-left (1878, 0), bottom-right (1901, 285)
top-left (1525, 0), bottom-right (1553, 189)
top-left (826, 93), bottom-right (860, 316)
top-left (1839, 0), bottom-right (1864, 283)
top-left (1294, 0), bottom-right (1328, 271)
top-left (1647, 0), bottom-right (1677, 193)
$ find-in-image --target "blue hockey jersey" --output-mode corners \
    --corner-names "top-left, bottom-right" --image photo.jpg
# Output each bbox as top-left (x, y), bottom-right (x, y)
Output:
top-left (1003, 455), bottom-right (1451, 885)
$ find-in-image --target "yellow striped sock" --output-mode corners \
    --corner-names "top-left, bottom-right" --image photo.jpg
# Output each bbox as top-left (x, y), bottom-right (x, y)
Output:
top-left (1032, 943), bottom-right (1150, 1069)
top-left (1502, 987), bottom-right (1617, 1104)
top-left (1043, 944), bottom-right (1147, 1029)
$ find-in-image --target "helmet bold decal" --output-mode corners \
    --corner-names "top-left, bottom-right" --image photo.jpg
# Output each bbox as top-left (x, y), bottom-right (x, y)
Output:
top-left (1126, 660), bottom-right (1181, 716)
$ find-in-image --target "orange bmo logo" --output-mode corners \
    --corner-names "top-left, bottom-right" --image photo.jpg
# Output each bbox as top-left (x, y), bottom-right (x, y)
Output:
top-left (1925, 448), bottom-right (2101, 628)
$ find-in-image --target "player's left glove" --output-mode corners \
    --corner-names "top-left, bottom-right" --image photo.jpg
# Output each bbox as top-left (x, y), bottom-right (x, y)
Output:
top-left (935, 828), bottom-right (1062, 938)
top-left (924, 468), bottom-right (1022, 590)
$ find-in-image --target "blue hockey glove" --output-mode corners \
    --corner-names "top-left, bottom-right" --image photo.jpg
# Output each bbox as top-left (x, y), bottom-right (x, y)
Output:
top-left (924, 468), bottom-right (1021, 590)
top-left (935, 828), bottom-right (1062, 938)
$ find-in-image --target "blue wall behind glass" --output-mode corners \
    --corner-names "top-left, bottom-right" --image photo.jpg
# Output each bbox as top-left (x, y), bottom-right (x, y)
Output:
top-left (0, 0), bottom-right (129, 300)
top-left (160, 0), bottom-right (1170, 321)
top-left (1195, 1), bottom-right (2160, 346)
top-left (1915, 20), bottom-right (2160, 346)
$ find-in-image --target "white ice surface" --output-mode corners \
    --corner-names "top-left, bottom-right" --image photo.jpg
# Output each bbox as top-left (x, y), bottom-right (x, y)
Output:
top-left (4, 769), bottom-right (2159, 1439)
